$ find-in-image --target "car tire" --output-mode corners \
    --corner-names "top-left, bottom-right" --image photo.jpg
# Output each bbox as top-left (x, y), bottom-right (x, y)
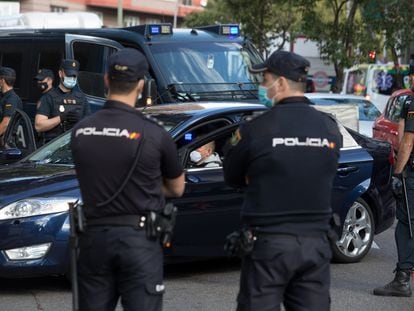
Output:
top-left (331, 198), bottom-right (375, 263)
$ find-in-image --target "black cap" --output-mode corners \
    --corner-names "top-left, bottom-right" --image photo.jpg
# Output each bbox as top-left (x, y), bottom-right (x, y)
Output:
top-left (250, 50), bottom-right (310, 82)
top-left (34, 68), bottom-right (54, 81)
top-left (108, 48), bottom-right (148, 82)
top-left (0, 66), bottom-right (16, 78)
top-left (60, 59), bottom-right (80, 76)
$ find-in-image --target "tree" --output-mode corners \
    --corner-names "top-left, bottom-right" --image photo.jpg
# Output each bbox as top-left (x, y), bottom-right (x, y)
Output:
top-left (223, 0), bottom-right (300, 56)
top-left (184, 0), bottom-right (299, 56)
top-left (183, 0), bottom-right (232, 28)
top-left (362, 0), bottom-right (414, 87)
top-left (299, 0), bottom-right (368, 92)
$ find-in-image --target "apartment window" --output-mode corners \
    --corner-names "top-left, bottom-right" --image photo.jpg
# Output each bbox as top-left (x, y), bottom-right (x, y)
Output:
top-left (50, 5), bottom-right (67, 12)
top-left (124, 15), bottom-right (140, 27)
top-left (183, 0), bottom-right (192, 5)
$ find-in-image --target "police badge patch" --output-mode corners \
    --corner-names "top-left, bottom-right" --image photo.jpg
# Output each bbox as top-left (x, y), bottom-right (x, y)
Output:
top-left (230, 129), bottom-right (242, 146)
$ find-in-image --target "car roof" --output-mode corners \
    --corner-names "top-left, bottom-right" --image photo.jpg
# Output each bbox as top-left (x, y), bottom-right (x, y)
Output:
top-left (142, 102), bottom-right (265, 115)
top-left (305, 92), bottom-right (369, 101)
top-left (0, 27), bottom-right (245, 44)
top-left (390, 89), bottom-right (414, 97)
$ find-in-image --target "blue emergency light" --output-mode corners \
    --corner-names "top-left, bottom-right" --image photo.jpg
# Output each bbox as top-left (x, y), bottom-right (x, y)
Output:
top-left (195, 24), bottom-right (240, 37)
top-left (128, 23), bottom-right (173, 38)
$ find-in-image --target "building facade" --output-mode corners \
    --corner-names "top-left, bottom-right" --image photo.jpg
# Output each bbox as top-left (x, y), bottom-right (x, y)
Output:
top-left (18, 0), bottom-right (205, 27)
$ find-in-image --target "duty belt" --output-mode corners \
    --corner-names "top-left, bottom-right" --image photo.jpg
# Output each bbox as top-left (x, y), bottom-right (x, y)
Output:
top-left (87, 214), bottom-right (147, 229)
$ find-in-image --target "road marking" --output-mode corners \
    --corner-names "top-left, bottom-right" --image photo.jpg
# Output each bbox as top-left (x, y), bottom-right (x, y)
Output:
top-left (372, 241), bottom-right (380, 249)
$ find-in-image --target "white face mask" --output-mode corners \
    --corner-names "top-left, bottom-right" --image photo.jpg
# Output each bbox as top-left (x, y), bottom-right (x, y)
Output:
top-left (190, 150), bottom-right (202, 163)
top-left (62, 76), bottom-right (77, 89)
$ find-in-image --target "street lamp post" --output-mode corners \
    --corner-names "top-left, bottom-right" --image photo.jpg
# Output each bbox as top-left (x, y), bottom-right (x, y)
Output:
top-left (117, 0), bottom-right (123, 27)
top-left (173, 0), bottom-right (180, 28)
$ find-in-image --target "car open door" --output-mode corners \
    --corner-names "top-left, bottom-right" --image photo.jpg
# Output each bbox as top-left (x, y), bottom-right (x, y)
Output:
top-left (65, 34), bottom-right (124, 112)
top-left (0, 109), bottom-right (37, 164)
top-left (166, 123), bottom-right (243, 259)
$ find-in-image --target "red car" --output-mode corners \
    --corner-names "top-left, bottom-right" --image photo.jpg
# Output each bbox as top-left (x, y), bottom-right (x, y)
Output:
top-left (373, 89), bottom-right (414, 152)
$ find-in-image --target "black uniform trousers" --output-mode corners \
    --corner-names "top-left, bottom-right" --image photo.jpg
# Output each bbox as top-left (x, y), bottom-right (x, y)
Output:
top-left (395, 169), bottom-right (414, 271)
top-left (236, 233), bottom-right (331, 311)
top-left (77, 226), bottom-right (164, 311)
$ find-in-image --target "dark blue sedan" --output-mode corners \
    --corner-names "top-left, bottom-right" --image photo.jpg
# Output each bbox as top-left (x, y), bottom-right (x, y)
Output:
top-left (0, 103), bottom-right (395, 278)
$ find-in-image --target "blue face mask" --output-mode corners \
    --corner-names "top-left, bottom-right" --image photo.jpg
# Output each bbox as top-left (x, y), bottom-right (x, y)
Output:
top-left (258, 85), bottom-right (274, 108)
top-left (62, 76), bottom-right (77, 89)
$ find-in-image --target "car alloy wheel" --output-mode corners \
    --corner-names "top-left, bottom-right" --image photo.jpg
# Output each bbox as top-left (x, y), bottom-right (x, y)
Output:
top-left (331, 198), bottom-right (374, 263)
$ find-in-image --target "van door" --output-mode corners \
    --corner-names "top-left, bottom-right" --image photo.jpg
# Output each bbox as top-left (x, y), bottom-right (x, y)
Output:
top-left (65, 34), bottom-right (124, 112)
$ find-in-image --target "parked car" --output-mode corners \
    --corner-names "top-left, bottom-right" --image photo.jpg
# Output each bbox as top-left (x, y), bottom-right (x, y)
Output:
top-left (306, 93), bottom-right (382, 137)
top-left (373, 89), bottom-right (414, 152)
top-left (0, 103), bottom-right (395, 278)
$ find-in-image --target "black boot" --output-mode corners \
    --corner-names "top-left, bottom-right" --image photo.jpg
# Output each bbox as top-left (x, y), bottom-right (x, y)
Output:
top-left (373, 270), bottom-right (412, 297)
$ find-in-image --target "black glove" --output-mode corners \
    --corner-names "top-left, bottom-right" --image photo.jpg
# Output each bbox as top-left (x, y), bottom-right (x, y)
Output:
top-left (224, 228), bottom-right (255, 257)
top-left (65, 109), bottom-right (82, 123)
top-left (61, 109), bottom-right (81, 124)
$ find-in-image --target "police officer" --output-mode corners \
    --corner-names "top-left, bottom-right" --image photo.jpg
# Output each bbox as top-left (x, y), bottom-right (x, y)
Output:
top-left (34, 68), bottom-right (54, 95)
top-left (35, 59), bottom-right (90, 144)
top-left (71, 48), bottom-right (185, 311)
top-left (0, 67), bottom-right (22, 147)
top-left (223, 51), bottom-right (342, 311)
top-left (373, 76), bottom-right (414, 297)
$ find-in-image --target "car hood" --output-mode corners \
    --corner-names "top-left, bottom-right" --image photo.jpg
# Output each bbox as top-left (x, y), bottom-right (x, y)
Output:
top-left (0, 164), bottom-right (79, 206)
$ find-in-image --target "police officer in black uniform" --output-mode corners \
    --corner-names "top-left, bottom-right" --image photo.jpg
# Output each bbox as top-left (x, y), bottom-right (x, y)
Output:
top-left (373, 63), bottom-right (414, 297)
top-left (223, 51), bottom-right (342, 311)
top-left (34, 68), bottom-right (54, 96)
top-left (71, 48), bottom-right (185, 311)
top-left (0, 67), bottom-right (22, 147)
top-left (35, 59), bottom-right (90, 144)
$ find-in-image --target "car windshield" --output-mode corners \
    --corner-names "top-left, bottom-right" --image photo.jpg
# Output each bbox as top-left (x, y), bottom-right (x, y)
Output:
top-left (22, 112), bottom-right (189, 164)
top-left (24, 131), bottom-right (73, 165)
top-left (309, 98), bottom-right (381, 121)
top-left (150, 42), bottom-right (262, 101)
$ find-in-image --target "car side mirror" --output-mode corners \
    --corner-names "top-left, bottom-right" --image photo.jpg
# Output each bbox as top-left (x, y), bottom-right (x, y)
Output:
top-left (137, 78), bottom-right (157, 107)
top-left (1, 148), bottom-right (23, 161)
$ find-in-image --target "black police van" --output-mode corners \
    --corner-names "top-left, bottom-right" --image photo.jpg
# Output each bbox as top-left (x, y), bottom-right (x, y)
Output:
top-left (0, 24), bottom-right (263, 161)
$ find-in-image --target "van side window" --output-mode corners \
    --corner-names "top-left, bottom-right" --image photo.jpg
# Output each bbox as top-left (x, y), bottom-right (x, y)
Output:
top-left (345, 69), bottom-right (367, 96)
top-left (73, 42), bottom-right (117, 98)
top-left (0, 52), bottom-right (23, 91)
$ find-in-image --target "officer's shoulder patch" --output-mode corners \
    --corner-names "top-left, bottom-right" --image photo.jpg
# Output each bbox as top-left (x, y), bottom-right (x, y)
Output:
top-left (230, 128), bottom-right (242, 146)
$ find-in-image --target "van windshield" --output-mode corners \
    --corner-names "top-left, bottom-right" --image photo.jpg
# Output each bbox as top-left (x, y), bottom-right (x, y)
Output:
top-left (150, 42), bottom-right (262, 101)
top-left (344, 68), bottom-right (368, 96)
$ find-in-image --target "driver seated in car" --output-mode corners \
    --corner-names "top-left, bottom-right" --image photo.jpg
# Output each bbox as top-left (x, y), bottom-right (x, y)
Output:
top-left (190, 141), bottom-right (222, 168)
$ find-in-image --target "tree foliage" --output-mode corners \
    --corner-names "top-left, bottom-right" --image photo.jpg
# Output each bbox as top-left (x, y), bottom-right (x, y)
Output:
top-left (299, 0), bottom-right (368, 91)
top-left (184, 0), bottom-right (300, 56)
top-left (185, 0), bottom-right (414, 91)
top-left (362, 0), bottom-right (414, 66)
top-left (183, 0), bottom-right (231, 28)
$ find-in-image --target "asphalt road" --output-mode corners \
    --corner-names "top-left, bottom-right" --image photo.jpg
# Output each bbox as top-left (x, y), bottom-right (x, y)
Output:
top-left (1, 223), bottom-right (414, 311)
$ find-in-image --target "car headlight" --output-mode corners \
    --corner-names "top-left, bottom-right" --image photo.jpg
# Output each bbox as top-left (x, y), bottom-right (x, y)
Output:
top-left (0, 197), bottom-right (77, 220)
top-left (4, 243), bottom-right (52, 260)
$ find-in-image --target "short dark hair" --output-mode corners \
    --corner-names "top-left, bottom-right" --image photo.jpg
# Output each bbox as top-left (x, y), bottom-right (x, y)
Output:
top-left (1, 75), bottom-right (16, 87)
top-left (108, 78), bottom-right (139, 95)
